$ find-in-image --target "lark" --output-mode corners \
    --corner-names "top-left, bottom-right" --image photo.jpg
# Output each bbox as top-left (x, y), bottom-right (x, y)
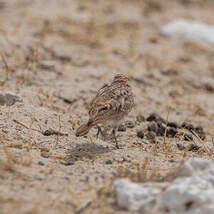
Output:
top-left (75, 74), bottom-right (134, 148)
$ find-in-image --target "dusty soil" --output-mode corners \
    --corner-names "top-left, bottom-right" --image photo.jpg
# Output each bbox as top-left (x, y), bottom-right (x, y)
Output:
top-left (0, 0), bottom-right (214, 213)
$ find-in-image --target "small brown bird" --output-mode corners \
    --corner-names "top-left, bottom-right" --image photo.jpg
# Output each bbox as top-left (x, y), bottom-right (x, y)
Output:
top-left (75, 74), bottom-right (134, 148)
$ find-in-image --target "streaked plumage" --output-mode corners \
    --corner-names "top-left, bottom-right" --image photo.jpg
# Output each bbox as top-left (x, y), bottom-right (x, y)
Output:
top-left (76, 74), bottom-right (134, 148)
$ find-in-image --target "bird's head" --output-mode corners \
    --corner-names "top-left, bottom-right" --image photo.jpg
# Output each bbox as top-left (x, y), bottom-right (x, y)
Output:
top-left (113, 74), bottom-right (130, 83)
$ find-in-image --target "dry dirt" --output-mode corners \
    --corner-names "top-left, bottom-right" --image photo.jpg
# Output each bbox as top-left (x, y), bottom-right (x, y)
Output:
top-left (0, 0), bottom-right (214, 213)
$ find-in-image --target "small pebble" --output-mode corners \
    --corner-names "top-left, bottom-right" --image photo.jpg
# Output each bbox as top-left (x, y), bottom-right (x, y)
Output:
top-left (148, 122), bottom-right (158, 133)
top-left (188, 143), bottom-right (200, 152)
top-left (167, 127), bottom-right (178, 137)
top-left (198, 132), bottom-right (206, 140)
top-left (147, 113), bottom-right (166, 124)
top-left (38, 161), bottom-right (45, 166)
top-left (195, 126), bottom-right (206, 140)
top-left (146, 113), bottom-right (157, 122)
top-left (195, 126), bottom-right (203, 133)
top-left (181, 122), bottom-right (194, 131)
top-left (177, 143), bottom-right (185, 150)
top-left (146, 131), bottom-right (156, 140)
top-left (41, 152), bottom-right (49, 158)
top-left (136, 115), bottom-right (145, 123)
top-left (204, 83), bottom-right (214, 92)
top-left (184, 133), bottom-right (193, 141)
top-left (181, 122), bottom-right (187, 128)
top-left (157, 122), bottom-right (166, 136)
top-left (125, 121), bottom-right (135, 128)
top-left (80, 176), bottom-right (89, 183)
top-left (137, 130), bottom-right (144, 139)
top-left (35, 174), bottom-right (45, 181)
top-left (118, 124), bottom-right (126, 132)
top-left (118, 157), bottom-right (127, 162)
top-left (63, 160), bottom-right (75, 166)
top-left (167, 122), bottom-right (178, 129)
top-left (105, 159), bottom-right (113, 164)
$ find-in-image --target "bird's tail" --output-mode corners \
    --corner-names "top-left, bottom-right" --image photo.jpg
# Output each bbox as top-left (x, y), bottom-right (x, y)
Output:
top-left (75, 122), bottom-right (92, 137)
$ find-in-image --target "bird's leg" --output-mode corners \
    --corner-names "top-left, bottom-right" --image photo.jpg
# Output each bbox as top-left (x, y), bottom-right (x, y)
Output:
top-left (112, 128), bottom-right (119, 149)
top-left (96, 125), bottom-right (104, 139)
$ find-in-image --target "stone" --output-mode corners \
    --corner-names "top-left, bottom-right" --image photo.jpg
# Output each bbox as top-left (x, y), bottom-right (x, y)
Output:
top-left (137, 130), bottom-right (144, 139)
top-left (41, 152), bottom-right (49, 158)
top-left (125, 121), bottom-right (135, 128)
top-left (177, 143), bottom-right (185, 150)
top-left (188, 143), bottom-right (200, 152)
top-left (38, 161), bottom-right (45, 166)
top-left (105, 159), bottom-right (112, 164)
top-left (146, 131), bottom-right (156, 140)
top-left (148, 122), bottom-right (158, 134)
top-left (167, 127), bottom-right (178, 137)
top-left (136, 115), bottom-right (145, 123)
top-left (146, 113), bottom-right (166, 124)
top-left (118, 124), bottom-right (126, 132)
top-left (167, 122), bottom-right (178, 129)
top-left (115, 158), bottom-right (214, 213)
top-left (0, 91), bottom-right (22, 106)
top-left (184, 133), bottom-right (193, 141)
top-left (160, 19), bottom-right (214, 44)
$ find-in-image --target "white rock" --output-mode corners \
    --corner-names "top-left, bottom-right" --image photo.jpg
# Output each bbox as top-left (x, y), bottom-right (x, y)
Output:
top-left (156, 176), bottom-right (214, 214)
top-left (114, 178), bottom-right (166, 211)
top-left (0, 91), bottom-right (22, 106)
top-left (160, 19), bottom-right (214, 44)
top-left (114, 158), bottom-right (214, 214)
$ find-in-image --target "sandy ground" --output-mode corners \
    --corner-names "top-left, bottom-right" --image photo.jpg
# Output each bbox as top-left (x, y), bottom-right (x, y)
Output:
top-left (0, 0), bottom-right (214, 213)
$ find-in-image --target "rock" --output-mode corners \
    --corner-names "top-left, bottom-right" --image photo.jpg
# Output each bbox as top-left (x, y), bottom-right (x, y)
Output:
top-left (37, 60), bottom-right (55, 70)
top-left (35, 174), bottom-right (45, 181)
top-left (184, 133), bottom-right (193, 141)
top-left (167, 127), bottom-right (178, 137)
top-left (188, 143), bottom-right (200, 152)
top-left (177, 143), bottom-right (185, 150)
top-left (181, 122), bottom-right (194, 131)
top-left (118, 157), bottom-right (127, 162)
top-left (146, 113), bottom-right (166, 124)
top-left (198, 132), bottom-right (206, 140)
top-left (181, 123), bottom-right (206, 140)
top-left (137, 130), bottom-right (144, 139)
top-left (146, 131), bottom-right (156, 140)
top-left (105, 159), bottom-right (112, 164)
top-left (63, 160), bottom-right (75, 166)
top-left (156, 158), bottom-right (214, 213)
top-left (114, 179), bottom-right (165, 211)
top-left (157, 122), bottom-right (167, 136)
top-left (148, 122), bottom-right (158, 134)
top-left (160, 19), bottom-right (214, 44)
top-left (167, 122), bottom-right (178, 129)
top-left (0, 91), bottom-right (22, 106)
top-left (204, 83), bottom-right (214, 92)
top-left (195, 126), bottom-right (203, 133)
top-left (125, 121), bottom-right (135, 128)
top-left (146, 113), bottom-right (157, 122)
top-left (38, 161), bottom-right (45, 166)
top-left (41, 152), bottom-right (49, 158)
top-left (118, 124), bottom-right (126, 132)
top-left (136, 115), bottom-right (145, 123)
top-left (115, 158), bottom-right (214, 213)
top-left (195, 126), bottom-right (206, 140)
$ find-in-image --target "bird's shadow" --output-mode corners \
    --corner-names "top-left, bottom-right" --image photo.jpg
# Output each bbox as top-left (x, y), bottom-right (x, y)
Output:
top-left (63, 142), bottom-right (111, 165)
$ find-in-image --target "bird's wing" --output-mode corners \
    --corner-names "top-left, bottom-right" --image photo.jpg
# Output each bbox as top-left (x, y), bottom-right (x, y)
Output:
top-left (88, 98), bottom-right (121, 125)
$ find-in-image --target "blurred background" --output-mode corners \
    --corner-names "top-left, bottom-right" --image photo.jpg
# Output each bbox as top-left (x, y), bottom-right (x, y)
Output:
top-left (1, 0), bottom-right (214, 130)
top-left (0, 0), bottom-right (214, 213)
